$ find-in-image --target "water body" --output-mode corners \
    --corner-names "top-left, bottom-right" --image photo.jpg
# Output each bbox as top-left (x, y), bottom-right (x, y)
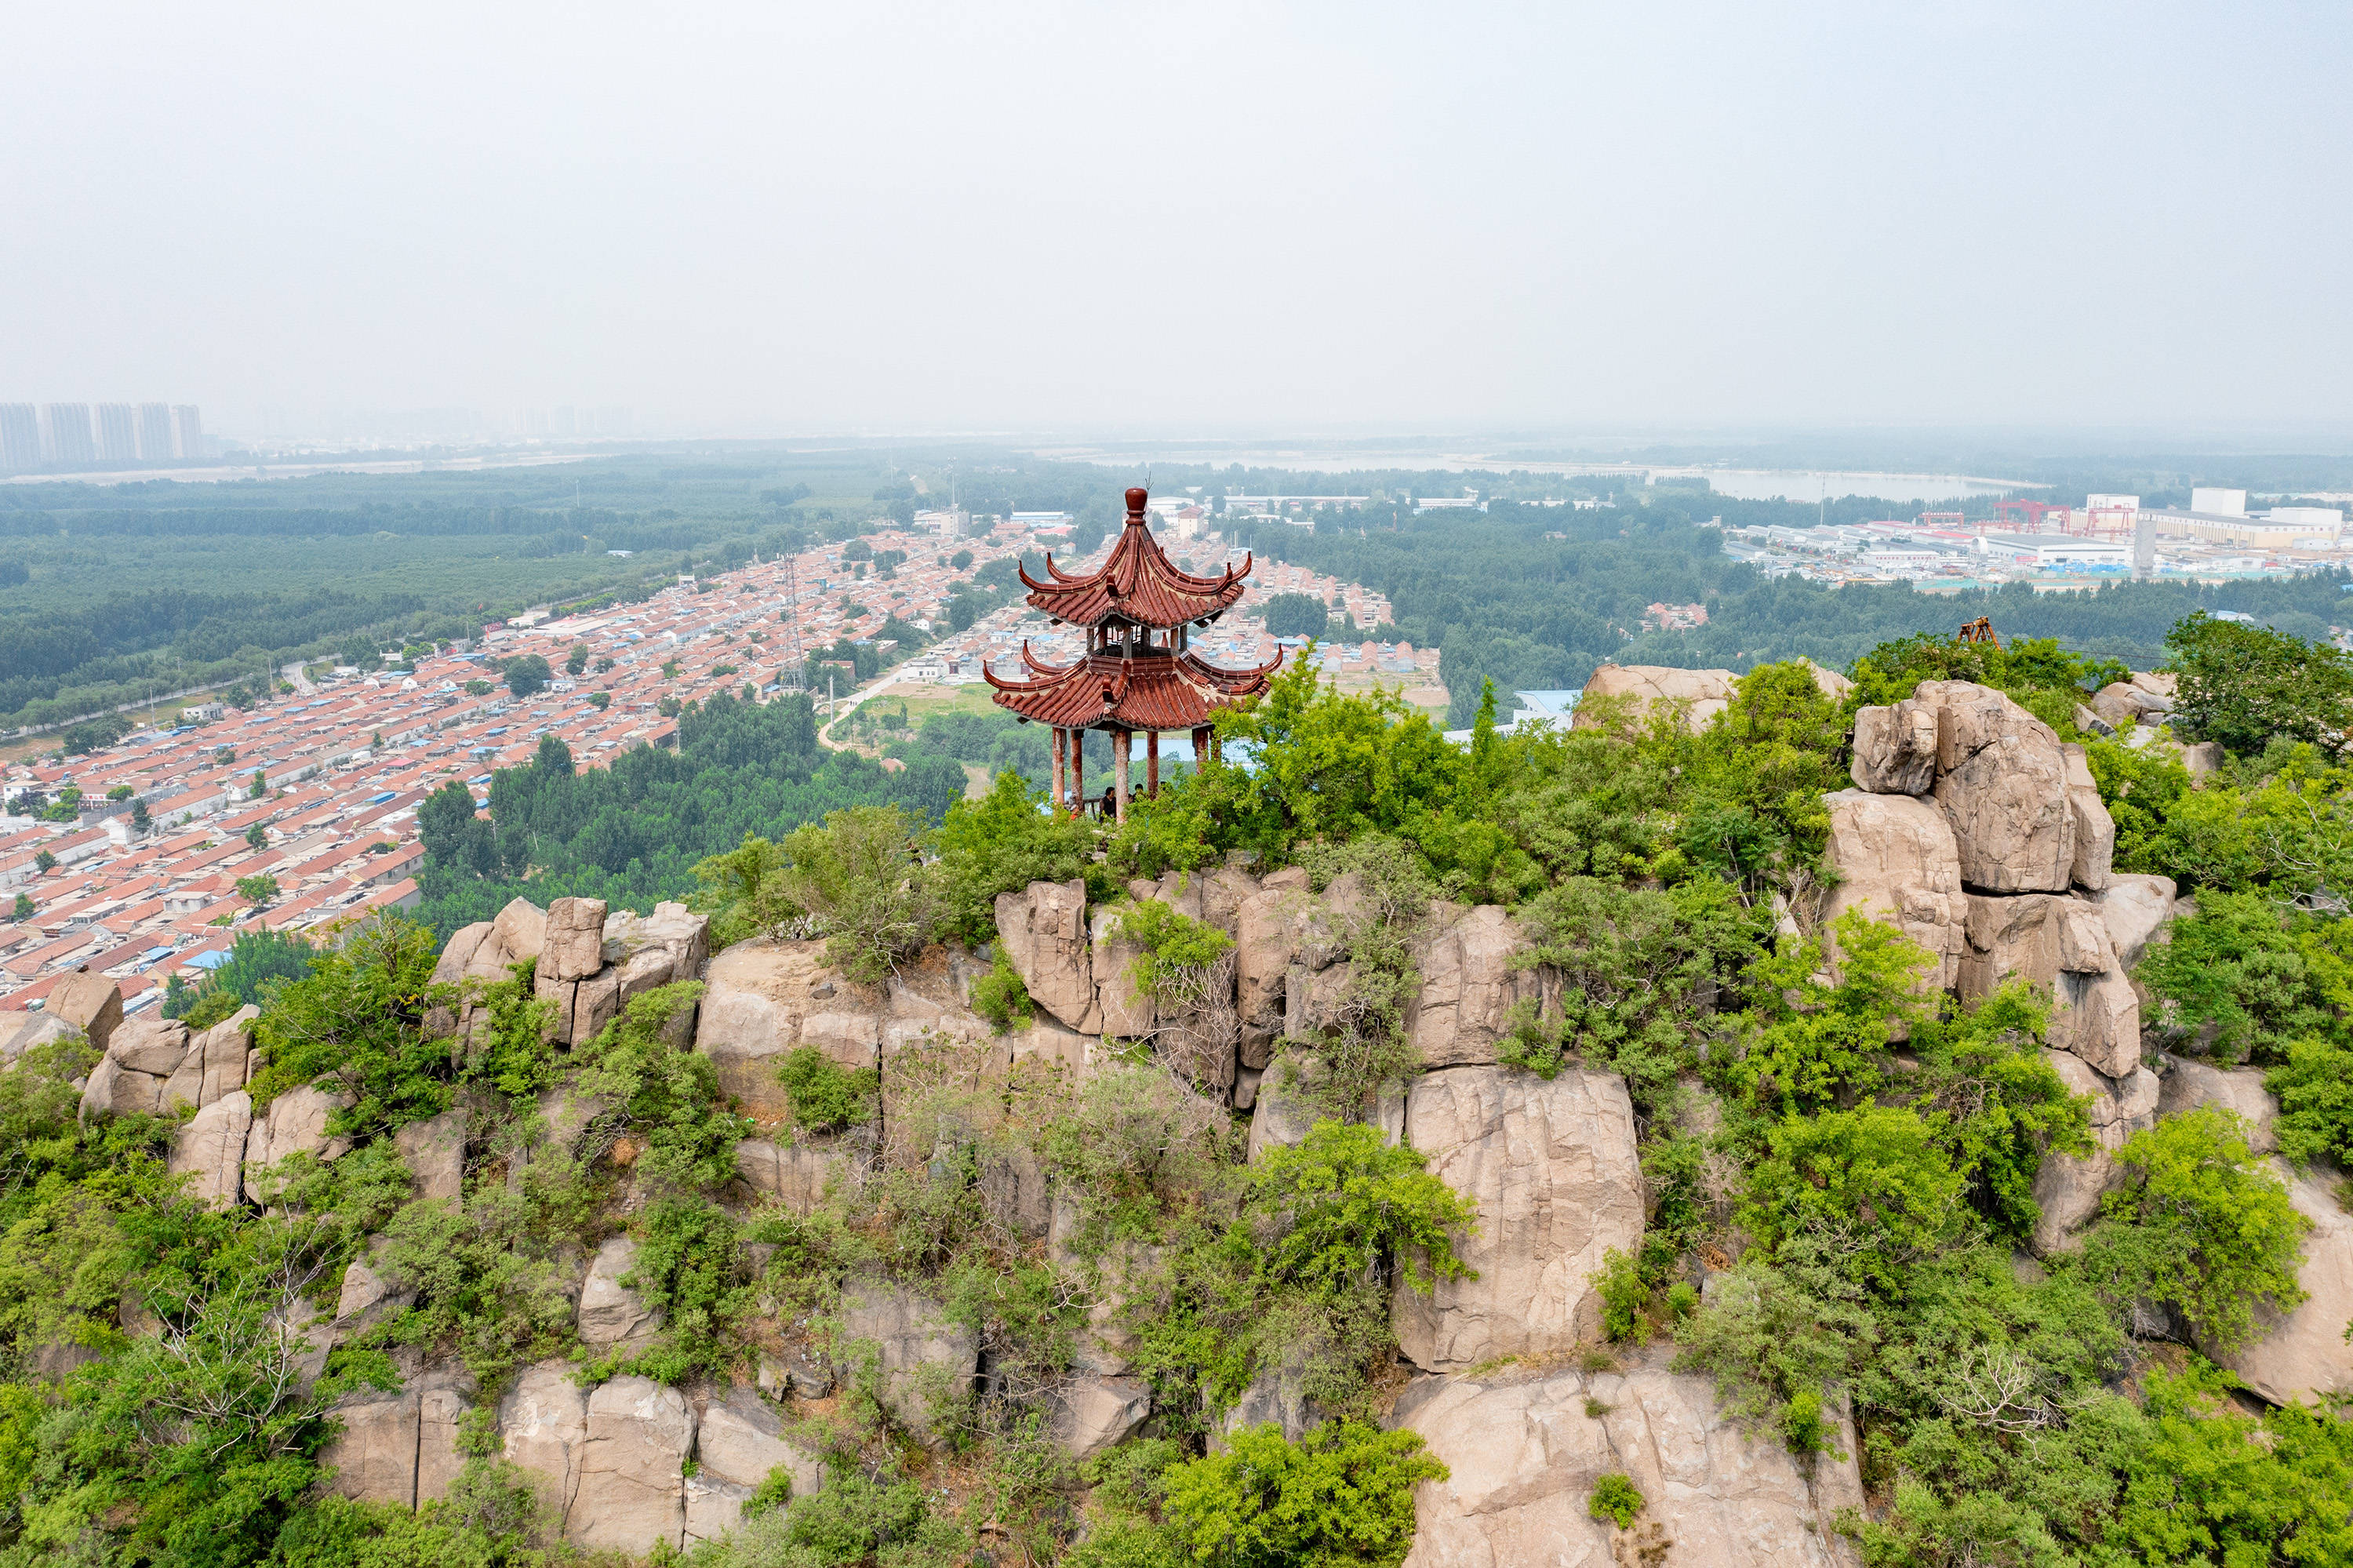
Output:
top-left (1043, 446), bottom-right (2032, 504)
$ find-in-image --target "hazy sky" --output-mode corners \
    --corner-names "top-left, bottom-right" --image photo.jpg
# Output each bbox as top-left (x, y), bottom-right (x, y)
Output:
top-left (6, 2), bottom-right (2350, 435)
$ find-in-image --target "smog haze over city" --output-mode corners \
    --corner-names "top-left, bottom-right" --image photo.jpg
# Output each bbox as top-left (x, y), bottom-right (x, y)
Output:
top-left (6, 2), bottom-right (2351, 443)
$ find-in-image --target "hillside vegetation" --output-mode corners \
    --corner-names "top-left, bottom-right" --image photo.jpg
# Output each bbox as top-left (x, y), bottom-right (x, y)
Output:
top-left (2, 599), bottom-right (2350, 1566)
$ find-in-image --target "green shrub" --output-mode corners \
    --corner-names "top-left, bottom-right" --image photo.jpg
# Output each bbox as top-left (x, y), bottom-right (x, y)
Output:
top-left (969, 947), bottom-right (1035, 1034)
top-left (1737, 1104), bottom-right (1965, 1287)
top-left (1249, 1121), bottom-right (1477, 1297)
top-left (2270, 1034), bottom-right (2353, 1167)
top-left (1592, 1247), bottom-right (1649, 1344)
top-left (1161, 1420), bottom-right (1447, 1568)
top-left (1115, 897), bottom-right (1235, 1005)
top-left (246, 911), bottom-right (447, 1139)
top-left (1587, 1472), bottom-right (1645, 1529)
top-left (775, 1046), bottom-right (878, 1133)
top-left (777, 805), bottom-right (937, 985)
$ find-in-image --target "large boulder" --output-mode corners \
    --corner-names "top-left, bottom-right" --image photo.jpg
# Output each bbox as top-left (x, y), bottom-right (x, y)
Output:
top-left (1820, 789), bottom-right (1967, 991)
top-left (46, 970), bottom-right (123, 1053)
top-left (836, 1278), bottom-right (979, 1436)
top-left (695, 938), bottom-right (878, 1117)
top-left (544, 897), bottom-right (610, 983)
top-left (168, 1090), bottom-right (253, 1210)
top-left (1393, 1067), bottom-right (1644, 1373)
top-left (2030, 1050), bottom-right (2159, 1254)
top-left (2213, 1165), bottom-right (2353, 1406)
top-left (1243, 1050), bottom-right (1329, 1163)
top-left (1392, 1353), bottom-right (1864, 1568)
top-left (82, 1050), bottom-right (169, 1121)
top-left (579, 1236), bottom-right (663, 1349)
top-left (994, 880), bottom-right (1100, 1034)
top-left (603, 900), bottom-right (713, 977)
top-left (1914, 682), bottom-right (2076, 893)
top-left (2097, 875), bottom-right (2176, 970)
top-left (2092, 681), bottom-right (2172, 729)
top-left (1234, 874), bottom-right (1313, 1068)
top-left (2156, 1057), bottom-right (2279, 1152)
top-left (1089, 906), bottom-right (1156, 1039)
top-left (1408, 905), bottom-right (1539, 1068)
top-left (193, 1007), bottom-right (258, 1107)
top-left (1849, 697), bottom-right (1940, 795)
top-left (1959, 893), bottom-right (2140, 1078)
top-left (0, 1013), bottom-right (79, 1067)
top-left (572, 1376), bottom-right (695, 1553)
top-left (2060, 743), bottom-right (2116, 891)
top-left (416, 1377), bottom-right (471, 1504)
top-left (1571, 665), bottom-right (1737, 733)
top-left (395, 1108), bottom-right (467, 1206)
top-left (242, 1084), bottom-right (353, 1203)
top-left (111, 1016), bottom-right (190, 1075)
top-left (1049, 1374), bottom-right (1153, 1461)
top-left (321, 1389), bottom-right (423, 1505)
top-left (491, 897), bottom-right (548, 965)
top-left (688, 1390), bottom-right (822, 1543)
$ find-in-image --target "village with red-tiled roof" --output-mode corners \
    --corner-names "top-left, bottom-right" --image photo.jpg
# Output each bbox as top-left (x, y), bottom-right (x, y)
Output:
top-left (1, 500), bottom-right (1432, 1021)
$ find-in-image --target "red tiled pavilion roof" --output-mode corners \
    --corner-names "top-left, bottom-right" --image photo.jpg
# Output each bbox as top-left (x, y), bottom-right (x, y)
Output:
top-left (1019, 487), bottom-right (1252, 630)
top-left (986, 645), bottom-right (1282, 732)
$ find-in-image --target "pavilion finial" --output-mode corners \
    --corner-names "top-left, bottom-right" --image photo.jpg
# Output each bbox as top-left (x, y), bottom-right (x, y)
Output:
top-left (1125, 486), bottom-right (1148, 522)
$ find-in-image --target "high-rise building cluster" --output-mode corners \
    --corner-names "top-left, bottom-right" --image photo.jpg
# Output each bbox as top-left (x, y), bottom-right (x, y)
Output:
top-left (0, 402), bottom-right (204, 472)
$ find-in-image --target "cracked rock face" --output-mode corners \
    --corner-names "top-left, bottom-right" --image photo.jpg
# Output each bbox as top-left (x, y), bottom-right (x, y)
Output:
top-left (1821, 789), bottom-right (1967, 992)
top-left (1392, 1068), bottom-right (1643, 1373)
top-left (1915, 681), bottom-right (2078, 893)
top-left (1392, 1351), bottom-right (1863, 1568)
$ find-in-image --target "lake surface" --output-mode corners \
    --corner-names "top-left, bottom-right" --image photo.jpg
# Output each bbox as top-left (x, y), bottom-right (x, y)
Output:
top-left (1043, 446), bottom-right (2034, 503)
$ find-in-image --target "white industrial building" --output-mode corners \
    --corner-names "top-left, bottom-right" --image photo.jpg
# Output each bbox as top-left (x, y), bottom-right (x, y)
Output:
top-left (1975, 533), bottom-right (2131, 571)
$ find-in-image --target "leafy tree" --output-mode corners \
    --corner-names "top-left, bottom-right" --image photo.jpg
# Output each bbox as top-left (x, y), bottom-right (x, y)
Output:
top-left (1588, 1473), bottom-right (1645, 1529)
top-left (588, 689), bottom-right (611, 711)
top-left (1262, 592), bottom-right (1334, 638)
top-left (245, 822), bottom-right (267, 849)
top-left (2078, 1104), bottom-right (2311, 1351)
top-left (130, 799), bottom-right (151, 832)
top-left (2168, 609), bottom-right (2353, 759)
top-left (565, 642), bottom-right (589, 675)
top-left (8, 893), bottom-right (29, 923)
top-left (33, 849), bottom-right (55, 873)
top-left (2106, 1362), bottom-right (2353, 1566)
top-left (235, 873), bottom-right (279, 905)
top-left (500, 653), bottom-right (552, 697)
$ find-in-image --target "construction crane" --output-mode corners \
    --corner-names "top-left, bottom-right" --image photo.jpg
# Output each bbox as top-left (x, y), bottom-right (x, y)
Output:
top-left (1992, 500), bottom-right (2076, 533)
top-left (1915, 511), bottom-right (1966, 530)
top-left (1958, 616), bottom-right (2001, 647)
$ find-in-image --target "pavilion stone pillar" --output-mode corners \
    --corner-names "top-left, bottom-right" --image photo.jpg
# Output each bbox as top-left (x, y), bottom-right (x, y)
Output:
top-left (1073, 728), bottom-right (1086, 816)
top-left (1146, 730), bottom-right (1160, 795)
top-left (1052, 727), bottom-right (1068, 814)
top-left (1192, 725), bottom-right (1211, 768)
top-left (1114, 729), bottom-right (1131, 821)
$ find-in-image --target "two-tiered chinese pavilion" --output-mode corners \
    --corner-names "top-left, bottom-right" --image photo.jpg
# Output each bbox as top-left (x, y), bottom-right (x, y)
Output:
top-left (987, 487), bottom-right (1280, 820)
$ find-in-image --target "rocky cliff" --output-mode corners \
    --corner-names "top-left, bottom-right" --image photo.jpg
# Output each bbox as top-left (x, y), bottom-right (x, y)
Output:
top-left (30, 659), bottom-right (2348, 1563)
